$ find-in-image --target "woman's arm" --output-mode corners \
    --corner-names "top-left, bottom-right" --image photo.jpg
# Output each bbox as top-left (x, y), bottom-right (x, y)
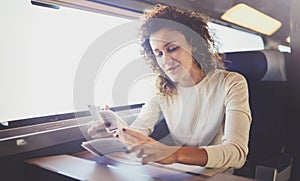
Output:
top-left (203, 72), bottom-right (251, 168)
top-left (175, 147), bottom-right (208, 166)
top-left (122, 128), bottom-right (208, 166)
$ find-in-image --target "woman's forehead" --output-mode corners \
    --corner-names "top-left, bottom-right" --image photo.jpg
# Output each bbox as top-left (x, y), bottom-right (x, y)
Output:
top-left (149, 29), bottom-right (186, 45)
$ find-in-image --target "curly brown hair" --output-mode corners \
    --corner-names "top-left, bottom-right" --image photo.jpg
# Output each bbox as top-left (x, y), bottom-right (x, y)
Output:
top-left (139, 4), bottom-right (223, 96)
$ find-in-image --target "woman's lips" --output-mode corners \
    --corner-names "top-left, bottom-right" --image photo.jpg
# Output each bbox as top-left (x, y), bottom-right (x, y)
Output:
top-left (167, 64), bottom-right (180, 74)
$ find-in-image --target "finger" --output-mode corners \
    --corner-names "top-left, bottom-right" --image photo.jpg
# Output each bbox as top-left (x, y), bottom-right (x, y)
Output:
top-left (126, 144), bottom-right (145, 154)
top-left (90, 131), bottom-right (112, 139)
top-left (87, 124), bottom-right (98, 135)
top-left (87, 123), bottom-right (114, 139)
top-left (87, 120), bottom-right (105, 129)
top-left (142, 154), bottom-right (158, 164)
top-left (87, 121), bottom-right (105, 130)
top-left (112, 130), bottom-right (120, 138)
top-left (122, 128), bottom-right (148, 141)
top-left (126, 143), bottom-right (155, 155)
top-left (136, 148), bottom-right (144, 158)
top-left (87, 123), bottom-right (104, 135)
top-left (141, 151), bottom-right (170, 164)
top-left (140, 146), bottom-right (156, 156)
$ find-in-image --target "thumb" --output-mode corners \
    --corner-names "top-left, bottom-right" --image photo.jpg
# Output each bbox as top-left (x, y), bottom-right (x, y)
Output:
top-left (104, 105), bottom-right (110, 110)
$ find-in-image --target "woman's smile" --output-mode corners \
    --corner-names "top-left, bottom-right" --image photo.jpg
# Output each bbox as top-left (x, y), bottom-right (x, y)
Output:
top-left (166, 64), bottom-right (180, 74)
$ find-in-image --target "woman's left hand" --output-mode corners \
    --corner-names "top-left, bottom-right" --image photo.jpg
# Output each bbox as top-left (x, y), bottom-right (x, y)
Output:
top-left (122, 128), bottom-right (180, 165)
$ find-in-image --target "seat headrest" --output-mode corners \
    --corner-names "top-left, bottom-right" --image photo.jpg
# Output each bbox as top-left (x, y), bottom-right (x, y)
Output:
top-left (224, 50), bottom-right (287, 81)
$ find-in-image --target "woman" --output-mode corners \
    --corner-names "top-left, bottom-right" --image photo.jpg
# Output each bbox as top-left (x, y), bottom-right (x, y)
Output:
top-left (89, 4), bottom-right (251, 169)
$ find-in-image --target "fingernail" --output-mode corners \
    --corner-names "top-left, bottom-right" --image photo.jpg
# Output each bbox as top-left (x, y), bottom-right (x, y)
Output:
top-left (105, 122), bottom-right (111, 127)
top-left (125, 147), bottom-right (130, 153)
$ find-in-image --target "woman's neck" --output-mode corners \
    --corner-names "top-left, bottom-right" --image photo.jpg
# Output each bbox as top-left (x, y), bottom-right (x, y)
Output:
top-left (178, 68), bottom-right (206, 87)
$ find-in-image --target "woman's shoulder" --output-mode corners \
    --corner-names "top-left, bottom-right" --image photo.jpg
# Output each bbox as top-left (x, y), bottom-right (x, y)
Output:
top-left (207, 69), bottom-right (248, 90)
top-left (211, 69), bottom-right (247, 82)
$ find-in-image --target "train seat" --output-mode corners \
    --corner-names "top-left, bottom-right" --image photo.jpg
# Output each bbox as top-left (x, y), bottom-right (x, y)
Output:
top-left (225, 50), bottom-right (292, 181)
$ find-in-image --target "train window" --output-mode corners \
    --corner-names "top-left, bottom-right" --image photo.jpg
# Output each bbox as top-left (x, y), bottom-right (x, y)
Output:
top-left (278, 44), bottom-right (291, 53)
top-left (0, 1), bottom-right (264, 124)
top-left (0, 1), bottom-right (130, 122)
top-left (208, 22), bottom-right (264, 52)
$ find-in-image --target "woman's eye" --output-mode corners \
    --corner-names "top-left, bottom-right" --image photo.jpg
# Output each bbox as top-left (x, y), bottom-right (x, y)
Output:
top-left (167, 46), bottom-right (179, 52)
top-left (154, 51), bottom-right (163, 57)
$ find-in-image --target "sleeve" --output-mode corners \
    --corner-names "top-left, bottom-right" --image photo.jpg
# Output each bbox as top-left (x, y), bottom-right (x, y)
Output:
top-left (129, 95), bottom-right (163, 136)
top-left (204, 72), bottom-right (252, 169)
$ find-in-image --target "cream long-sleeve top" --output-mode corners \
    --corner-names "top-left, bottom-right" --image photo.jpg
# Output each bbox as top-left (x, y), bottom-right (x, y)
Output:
top-left (130, 69), bottom-right (252, 168)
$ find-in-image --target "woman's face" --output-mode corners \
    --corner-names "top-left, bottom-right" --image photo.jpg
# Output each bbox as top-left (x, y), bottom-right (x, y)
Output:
top-left (149, 28), bottom-right (202, 86)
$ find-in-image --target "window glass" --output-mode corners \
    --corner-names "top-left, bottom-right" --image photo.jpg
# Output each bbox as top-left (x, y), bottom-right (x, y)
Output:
top-left (0, 1), bottom-right (130, 122)
top-left (208, 22), bottom-right (264, 52)
top-left (278, 45), bottom-right (291, 53)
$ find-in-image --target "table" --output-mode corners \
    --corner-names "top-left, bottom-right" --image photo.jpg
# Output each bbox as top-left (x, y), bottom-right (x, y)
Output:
top-left (26, 151), bottom-right (257, 181)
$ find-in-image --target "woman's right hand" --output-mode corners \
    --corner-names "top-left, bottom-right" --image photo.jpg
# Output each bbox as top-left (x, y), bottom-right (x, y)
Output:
top-left (87, 120), bottom-right (113, 139)
top-left (86, 105), bottom-right (114, 139)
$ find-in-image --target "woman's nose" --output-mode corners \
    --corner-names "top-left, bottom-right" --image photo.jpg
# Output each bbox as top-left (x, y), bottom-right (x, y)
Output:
top-left (162, 53), bottom-right (173, 64)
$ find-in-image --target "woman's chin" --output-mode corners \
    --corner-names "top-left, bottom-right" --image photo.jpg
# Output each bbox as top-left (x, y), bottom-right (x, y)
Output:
top-left (167, 75), bottom-right (180, 83)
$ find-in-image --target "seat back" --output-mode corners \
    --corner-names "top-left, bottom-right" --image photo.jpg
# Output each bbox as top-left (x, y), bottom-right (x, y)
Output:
top-left (224, 50), bottom-right (289, 164)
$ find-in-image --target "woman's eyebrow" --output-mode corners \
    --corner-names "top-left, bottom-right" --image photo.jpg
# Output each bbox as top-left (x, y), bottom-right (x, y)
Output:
top-left (152, 40), bottom-right (176, 52)
top-left (164, 41), bottom-right (176, 48)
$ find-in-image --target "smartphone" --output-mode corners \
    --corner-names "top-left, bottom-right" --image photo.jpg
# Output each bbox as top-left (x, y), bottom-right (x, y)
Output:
top-left (87, 105), bottom-right (127, 133)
